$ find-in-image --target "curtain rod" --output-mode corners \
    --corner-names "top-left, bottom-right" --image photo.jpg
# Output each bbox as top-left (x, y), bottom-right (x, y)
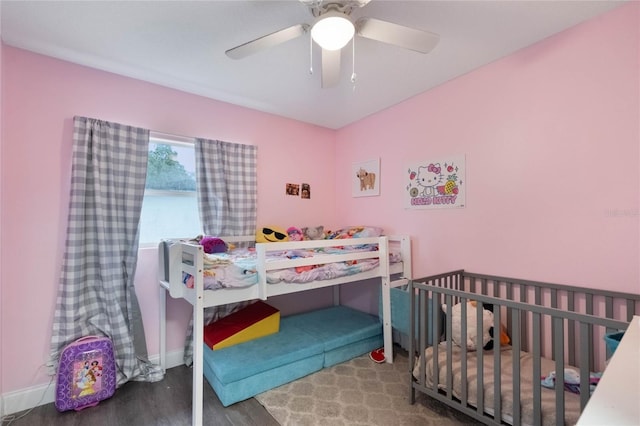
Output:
top-left (149, 130), bottom-right (197, 144)
top-left (149, 130), bottom-right (253, 147)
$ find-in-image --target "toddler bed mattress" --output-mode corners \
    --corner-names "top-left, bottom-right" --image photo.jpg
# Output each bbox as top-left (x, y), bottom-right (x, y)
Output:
top-left (201, 306), bottom-right (383, 406)
top-left (413, 343), bottom-right (582, 426)
top-left (183, 244), bottom-right (402, 290)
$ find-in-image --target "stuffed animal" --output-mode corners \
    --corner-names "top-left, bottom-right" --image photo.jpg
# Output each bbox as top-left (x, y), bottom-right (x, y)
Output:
top-left (326, 226), bottom-right (368, 239)
top-left (200, 236), bottom-right (228, 254)
top-left (287, 227), bottom-right (304, 241)
top-left (450, 301), bottom-right (493, 351)
top-left (478, 303), bottom-right (511, 349)
top-left (256, 226), bottom-right (289, 243)
top-left (449, 301), bottom-right (510, 351)
top-left (301, 226), bottom-right (325, 240)
top-left (485, 324), bottom-right (511, 349)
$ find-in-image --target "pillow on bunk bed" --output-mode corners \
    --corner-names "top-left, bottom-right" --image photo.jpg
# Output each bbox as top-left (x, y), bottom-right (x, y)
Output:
top-left (448, 301), bottom-right (510, 351)
top-left (301, 226), bottom-right (325, 240)
top-left (286, 227), bottom-right (304, 241)
top-left (256, 226), bottom-right (289, 243)
top-left (326, 226), bottom-right (383, 239)
top-left (199, 236), bottom-right (228, 254)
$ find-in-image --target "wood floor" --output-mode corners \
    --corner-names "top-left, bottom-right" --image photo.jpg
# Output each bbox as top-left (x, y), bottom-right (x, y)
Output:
top-left (3, 365), bottom-right (279, 426)
top-left (4, 353), bottom-right (477, 426)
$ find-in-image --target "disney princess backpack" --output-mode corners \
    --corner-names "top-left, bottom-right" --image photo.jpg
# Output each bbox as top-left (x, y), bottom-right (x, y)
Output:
top-left (54, 335), bottom-right (117, 411)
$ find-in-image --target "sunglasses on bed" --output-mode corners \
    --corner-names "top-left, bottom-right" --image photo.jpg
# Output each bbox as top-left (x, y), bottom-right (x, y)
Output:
top-left (262, 228), bottom-right (287, 240)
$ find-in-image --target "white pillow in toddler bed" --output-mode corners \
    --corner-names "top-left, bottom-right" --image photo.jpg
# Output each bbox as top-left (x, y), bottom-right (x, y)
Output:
top-left (449, 301), bottom-right (494, 351)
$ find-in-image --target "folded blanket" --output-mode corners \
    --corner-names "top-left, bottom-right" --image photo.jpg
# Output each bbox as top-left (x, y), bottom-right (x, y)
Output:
top-left (541, 369), bottom-right (602, 394)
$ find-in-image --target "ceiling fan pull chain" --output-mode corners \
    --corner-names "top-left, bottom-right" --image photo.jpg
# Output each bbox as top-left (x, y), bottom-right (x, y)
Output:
top-left (351, 37), bottom-right (357, 91)
top-left (309, 30), bottom-right (314, 75)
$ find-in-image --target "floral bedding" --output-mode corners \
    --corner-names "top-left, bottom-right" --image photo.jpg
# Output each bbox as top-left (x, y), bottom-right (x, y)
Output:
top-left (182, 244), bottom-right (401, 290)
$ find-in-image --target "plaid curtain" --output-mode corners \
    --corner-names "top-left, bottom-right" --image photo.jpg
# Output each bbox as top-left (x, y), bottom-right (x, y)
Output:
top-left (50, 116), bottom-right (163, 385)
top-left (195, 138), bottom-right (258, 236)
top-left (182, 138), bottom-right (258, 366)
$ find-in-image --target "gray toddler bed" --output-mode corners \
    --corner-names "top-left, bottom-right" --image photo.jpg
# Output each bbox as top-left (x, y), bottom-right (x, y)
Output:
top-left (409, 270), bottom-right (639, 426)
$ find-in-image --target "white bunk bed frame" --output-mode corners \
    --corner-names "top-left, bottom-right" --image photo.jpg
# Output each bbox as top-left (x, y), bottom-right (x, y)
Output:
top-left (158, 234), bottom-right (412, 426)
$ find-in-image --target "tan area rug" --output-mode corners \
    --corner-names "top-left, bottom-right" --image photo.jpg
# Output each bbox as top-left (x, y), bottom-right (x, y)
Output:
top-left (255, 350), bottom-right (475, 426)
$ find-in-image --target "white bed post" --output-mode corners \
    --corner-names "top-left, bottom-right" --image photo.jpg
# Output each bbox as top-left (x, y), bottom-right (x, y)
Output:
top-left (159, 285), bottom-right (167, 373)
top-left (379, 237), bottom-right (393, 363)
top-left (158, 243), bottom-right (167, 373)
top-left (192, 245), bottom-right (205, 426)
top-left (256, 243), bottom-right (268, 300)
top-left (400, 235), bottom-right (412, 281)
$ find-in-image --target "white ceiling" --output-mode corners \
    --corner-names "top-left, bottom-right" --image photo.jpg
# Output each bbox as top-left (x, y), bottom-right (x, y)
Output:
top-left (1, 0), bottom-right (626, 129)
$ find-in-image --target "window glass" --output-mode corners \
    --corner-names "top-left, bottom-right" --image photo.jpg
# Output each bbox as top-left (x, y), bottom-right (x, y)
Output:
top-left (139, 136), bottom-right (201, 245)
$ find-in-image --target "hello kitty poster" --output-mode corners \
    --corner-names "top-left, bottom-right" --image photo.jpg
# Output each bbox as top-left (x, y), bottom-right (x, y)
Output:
top-left (405, 157), bottom-right (465, 209)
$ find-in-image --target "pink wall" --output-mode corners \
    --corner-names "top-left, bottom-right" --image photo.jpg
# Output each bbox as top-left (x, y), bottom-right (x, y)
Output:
top-left (0, 47), bottom-right (336, 393)
top-left (1, 2), bottom-right (639, 398)
top-left (335, 3), bottom-right (639, 292)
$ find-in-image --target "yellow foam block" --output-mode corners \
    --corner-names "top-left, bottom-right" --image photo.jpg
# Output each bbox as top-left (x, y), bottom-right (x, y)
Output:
top-left (214, 313), bottom-right (280, 350)
top-left (204, 301), bottom-right (280, 350)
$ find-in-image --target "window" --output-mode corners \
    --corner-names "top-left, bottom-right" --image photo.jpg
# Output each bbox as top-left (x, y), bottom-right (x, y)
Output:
top-left (139, 134), bottom-right (202, 246)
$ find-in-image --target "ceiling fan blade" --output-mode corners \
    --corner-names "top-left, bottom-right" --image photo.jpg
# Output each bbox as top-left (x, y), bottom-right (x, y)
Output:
top-left (355, 17), bottom-right (439, 54)
top-left (321, 48), bottom-right (341, 88)
top-left (226, 24), bottom-right (309, 59)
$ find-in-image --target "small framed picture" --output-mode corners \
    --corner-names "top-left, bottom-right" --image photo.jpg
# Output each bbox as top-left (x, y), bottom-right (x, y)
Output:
top-left (286, 183), bottom-right (299, 196)
top-left (352, 158), bottom-right (380, 197)
top-left (301, 183), bottom-right (311, 199)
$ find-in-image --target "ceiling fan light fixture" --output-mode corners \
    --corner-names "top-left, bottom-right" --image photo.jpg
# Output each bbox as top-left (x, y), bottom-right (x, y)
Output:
top-left (311, 12), bottom-right (355, 51)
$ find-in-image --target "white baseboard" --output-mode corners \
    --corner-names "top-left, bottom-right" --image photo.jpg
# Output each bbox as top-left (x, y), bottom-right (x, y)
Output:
top-left (1, 350), bottom-right (185, 417)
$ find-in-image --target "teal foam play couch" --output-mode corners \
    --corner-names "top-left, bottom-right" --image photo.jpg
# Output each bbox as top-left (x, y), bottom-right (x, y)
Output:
top-left (202, 305), bottom-right (383, 406)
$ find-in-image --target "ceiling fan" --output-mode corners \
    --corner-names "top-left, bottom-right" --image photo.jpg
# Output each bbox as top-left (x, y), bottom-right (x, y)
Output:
top-left (225, 0), bottom-right (440, 88)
